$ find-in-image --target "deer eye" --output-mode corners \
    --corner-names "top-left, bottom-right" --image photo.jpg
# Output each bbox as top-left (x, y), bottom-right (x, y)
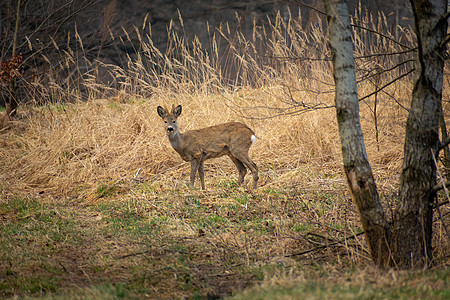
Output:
top-left (164, 121), bottom-right (167, 123)
top-left (172, 121), bottom-right (176, 124)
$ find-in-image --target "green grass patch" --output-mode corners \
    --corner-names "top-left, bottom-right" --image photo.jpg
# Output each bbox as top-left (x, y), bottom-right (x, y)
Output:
top-left (233, 280), bottom-right (449, 300)
top-left (0, 190), bottom-right (448, 299)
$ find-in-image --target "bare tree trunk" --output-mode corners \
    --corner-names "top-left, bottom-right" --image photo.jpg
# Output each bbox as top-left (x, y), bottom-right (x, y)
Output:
top-left (8, 0), bottom-right (21, 114)
top-left (323, 0), bottom-right (391, 267)
top-left (392, 0), bottom-right (447, 269)
top-left (323, 0), bottom-right (447, 269)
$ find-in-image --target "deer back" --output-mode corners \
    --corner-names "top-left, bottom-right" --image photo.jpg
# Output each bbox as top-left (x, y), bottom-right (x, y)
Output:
top-left (181, 122), bottom-right (255, 160)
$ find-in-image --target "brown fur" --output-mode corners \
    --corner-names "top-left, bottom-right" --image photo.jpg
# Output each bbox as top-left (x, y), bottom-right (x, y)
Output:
top-left (157, 105), bottom-right (258, 190)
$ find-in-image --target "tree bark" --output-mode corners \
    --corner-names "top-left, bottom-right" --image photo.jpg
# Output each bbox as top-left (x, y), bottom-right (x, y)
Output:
top-left (392, 0), bottom-right (447, 269)
top-left (323, 0), bottom-right (391, 267)
top-left (323, 0), bottom-right (447, 269)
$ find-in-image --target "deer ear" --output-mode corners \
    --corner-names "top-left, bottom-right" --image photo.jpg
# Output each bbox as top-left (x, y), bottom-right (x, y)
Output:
top-left (157, 106), bottom-right (166, 118)
top-left (173, 105), bottom-right (182, 117)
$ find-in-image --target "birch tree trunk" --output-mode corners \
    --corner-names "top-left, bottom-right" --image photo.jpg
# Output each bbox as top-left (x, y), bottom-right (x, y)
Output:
top-left (323, 0), bottom-right (391, 267)
top-left (324, 0), bottom-right (447, 269)
top-left (392, 0), bottom-right (447, 269)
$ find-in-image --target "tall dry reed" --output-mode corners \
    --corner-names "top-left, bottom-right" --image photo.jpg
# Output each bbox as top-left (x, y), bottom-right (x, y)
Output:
top-left (0, 8), bottom-right (441, 199)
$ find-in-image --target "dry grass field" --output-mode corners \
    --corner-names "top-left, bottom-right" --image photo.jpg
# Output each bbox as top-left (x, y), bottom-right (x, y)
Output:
top-left (0, 11), bottom-right (449, 299)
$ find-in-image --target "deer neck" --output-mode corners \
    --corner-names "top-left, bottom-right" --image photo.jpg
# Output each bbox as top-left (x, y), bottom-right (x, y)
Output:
top-left (168, 130), bottom-right (184, 154)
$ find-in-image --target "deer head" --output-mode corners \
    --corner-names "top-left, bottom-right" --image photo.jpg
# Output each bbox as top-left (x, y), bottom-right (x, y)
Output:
top-left (157, 104), bottom-right (182, 137)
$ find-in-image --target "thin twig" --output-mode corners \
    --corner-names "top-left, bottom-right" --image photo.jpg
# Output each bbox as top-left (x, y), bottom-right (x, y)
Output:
top-left (17, 0), bottom-right (75, 52)
top-left (354, 48), bottom-right (416, 59)
top-left (358, 68), bottom-right (415, 103)
top-left (438, 136), bottom-right (450, 153)
top-left (434, 200), bottom-right (450, 209)
top-left (286, 231), bottom-right (365, 257)
top-left (351, 23), bottom-right (410, 49)
top-left (357, 59), bottom-right (415, 84)
top-left (439, 34), bottom-right (450, 49)
top-left (430, 149), bottom-right (450, 240)
top-left (432, 181), bottom-right (450, 192)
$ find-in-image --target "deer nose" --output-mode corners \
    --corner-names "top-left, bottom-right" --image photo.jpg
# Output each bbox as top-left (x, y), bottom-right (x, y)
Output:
top-left (167, 126), bottom-right (174, 132)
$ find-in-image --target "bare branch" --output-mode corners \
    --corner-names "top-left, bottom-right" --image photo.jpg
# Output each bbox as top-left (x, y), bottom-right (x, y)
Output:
top-left (51, 0), bottom-right (99, 38)
top-left (354, 48), bottom-right (416, 59)
top-left (434, 199), bottom-right (449, 208)
top-left (19, 1), bottom-right (100, 67)
top-left (439, 34), bottom-right (450, 49)
top-left (286, 231), bottom-right (365, 257)
top-left (11, 0), bottom-right (22, 58)
top-left (16, 0), bottom-right (76, 51)
top-left (293, 0), bottom-right (411, 49)
top-left (431, 150), bottom-right (450, 241)
top-left (439, 136), bottom-right (450, 152)
top-left (442, 10), bottom-right (450, 21)
top-left (358, 68), bottom-right (415, 103)
top-left (291, 0), bottom-right (326, 16)
top-left (224, 100), bottom-right (334, 120)
top-left (254, 48), bottom-right (416, 62)
top-left (351, 23), bottom-right (411, 49)
top-left (357, 59), bottom-right (415, 84)
top-left (432, 181), bottom-right (450, 192)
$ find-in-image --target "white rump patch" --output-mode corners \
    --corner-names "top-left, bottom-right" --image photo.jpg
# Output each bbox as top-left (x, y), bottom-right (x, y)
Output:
top-left (251, 134), bottom-right (257, 143)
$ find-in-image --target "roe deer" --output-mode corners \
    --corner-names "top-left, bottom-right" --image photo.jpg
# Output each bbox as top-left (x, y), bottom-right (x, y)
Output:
top-left (157, 105), bottom-right (258, 190)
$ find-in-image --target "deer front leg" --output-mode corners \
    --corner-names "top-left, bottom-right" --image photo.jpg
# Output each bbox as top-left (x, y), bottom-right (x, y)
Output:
top-left (190, 158), bottom-right (201, 189)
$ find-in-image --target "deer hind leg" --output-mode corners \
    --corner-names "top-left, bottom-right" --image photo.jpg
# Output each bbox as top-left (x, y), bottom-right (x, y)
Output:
top-left (232, 151), bottom-right (258, 189)
top-left (229, 155), bottom-right (247, 185)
